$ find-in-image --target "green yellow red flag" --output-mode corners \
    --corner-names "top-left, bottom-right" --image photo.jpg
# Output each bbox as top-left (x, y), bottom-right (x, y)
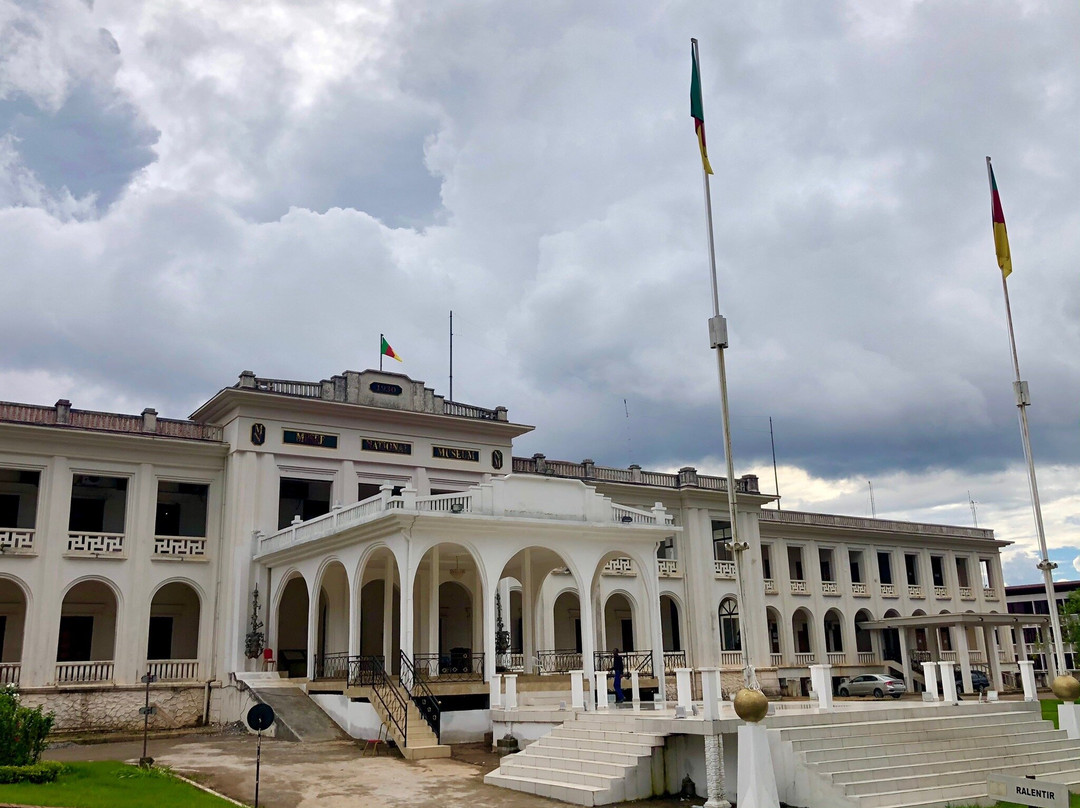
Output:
top-left (690, 40), bottom-right (713, 175)
top-left (380, 336), bottom-right (403, 362)
top-left (986, 158), bottom-right (1012, 279)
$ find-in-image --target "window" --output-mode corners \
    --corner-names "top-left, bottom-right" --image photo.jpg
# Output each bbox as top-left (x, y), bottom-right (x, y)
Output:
top-left (930, 556), bottom-right (945, 587)
top-left (719, 598), bottom-right (741, 651)
top-left (849, 550), bottom-right (864, 584)
top-left (712, 520), bottom-right (733, 561)
top-left (980, 558), bottom-right (994, 588)
top-left (155, 481), bottom-right (209, 537)
top-left (877, 552), bottom-right (893, 585)
top-left (278, 478), bottom-right (332, 529)
top-left (819, 548), bottom-right (835, 582)
top-left (0, 469), bottom-right (40, 529)
top-left (955, 558), bottom-right (970, 588)
top-left (761, 545), bottom-right (772, 579)
top-left (904, 554), bottom-right (920, 586)
top-left (69, 475), bottom-right (127, 533)
top-left (788, 546), bottom-right (805, 580)
top-left (657, 537), bottom-right (676, 560)
top-left (57, 616), bottom-right (94, 662)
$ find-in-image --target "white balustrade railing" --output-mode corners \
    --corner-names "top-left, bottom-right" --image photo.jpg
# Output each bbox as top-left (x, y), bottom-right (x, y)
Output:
top-left (822, 581), bottom-right (839, 596)
top-left (720, 651), bottom-right (742, 667)
top-left (827, 652), bottom-right (846, 665)
top-left (960, 586), bottom-right (974, 600)
top-left (969, 651), bottom-right (986, 664)
top-left (657, 559), bottom-right (681, 578)
top-left (0, 663), bottom-right (20, 685)
top-left (984, 587), bottom-right (998, 600)
top-left (939, 651), bottom-right (958, 662)
top-left (763, 579), bottom-right (777, 594)
top-left (611, 503), bottom-right (674, 526)
top-left (790, 579), bottom-right (809, 595)
top-left (770, 653), bottom-right (783, 667)
top-left (146, 660), bottom-right (199, 681)
top-left (602, 557), bottom-right (635, 576)
top-left (417, 492), bottom-right (473, 513)
top-left (852, 582), bottom-right (869, 596)
top-left (999, 650), bottom-right (1008, 662)
top-left (794, 652), bottom-right (816, 666)
top-left (934, 586), bottom-right (950, 599)
top-left (857, 651), bottom-right (878, 664)
top-left (66, 532), bottom-right (124, 556)
top-left (153, 536), bottom-right (207, 558)
top-left (907, 585), bottom-right (924, 599)
top-left (0, 528), bottom-right (35, 554)
top-left (714, 560), bottom-right (736, 579)
top-left (55, 661), bottom-right (113, 683)
top-left (880, 583), bottom-right (897, 597)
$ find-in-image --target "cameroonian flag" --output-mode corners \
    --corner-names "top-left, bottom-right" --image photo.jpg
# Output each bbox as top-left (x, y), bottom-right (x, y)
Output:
top-left (690, 40), bottom-right (713, 175)
top-left (987, 158), bottom-right (1012, 279)
top-left (380, 336), bottom-right (403, 362)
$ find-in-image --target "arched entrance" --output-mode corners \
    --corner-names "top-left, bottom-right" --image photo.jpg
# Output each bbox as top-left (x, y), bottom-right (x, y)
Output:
top-left (358, 547), bottom-right (401, 673)
top-left (276, 575), bottom-right (309, 677)
top-left (552, 590), bottom-right (582, 660)
top-left (314, 561), bottom-right (349, 679)
top-left (824, 608), bottom-right (845, 659)
top-left (0, 577), bottom-right (27, 685)
top-left (660, 594), bottom-right (683, 671)
top-left (854, 608), bottom-right (874, 659)
top-left (604, 592), bottom-right (635, 653)
top-left (57, 580), bottom-right (118, 683)
top-left (792, 607), bottom-right (814, 659)
top-left (766, 606), bottom-right (783, 663)
top-left (412, 543), bottom-right (481, 679)
top-left (147, 581), bottom-right (201, 680)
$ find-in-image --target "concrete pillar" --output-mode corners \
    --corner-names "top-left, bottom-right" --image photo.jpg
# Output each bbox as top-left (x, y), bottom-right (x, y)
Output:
top-left (700, 667), bottom-right (722, 721)
top-left (956, 622), bottom-right (974, 695)
top-left (400, 553), bottom-right (415, 673)
top-left (504, 674), bottom-right (518, 710)
top-left (675, 668), bottom-right (693, 710)
top-left (1018, 660), bottom-right (1037, 701)
top-left (939, 661), bottom-right (958, 704)
top-left (382, 557), bottom-right (394, 667)
top-left (922, 661), bottom-right (940, 701)
top-left (483, 573), bottom-right (497, 683)
top-left (340, 461), bottom-right (358, 506)
top-left (306, 577), bottom-right (319, 681)
top-left (809, 664), bottom-right (833, 710)
top-left (489, 673), bottom-right (502, 708)
top-left (595, 670), bottom-right (609, 709)
top-left (631, 670), bottom-right (641, 704)
top-left (898, 627), bottom-right (914, 693)
top-left (703, 733), bottom-right (732, 808)
top-left (427, 546), bottom-right (440, 666)
top-left (570, 670), bottom-right (585, 709)
top-left (982, 625), bottom-right (1004, 693)
top-left (522, 551), bottom-right (536, 675)
top-left (580, 573), bottom-right (597, 682)
top-left (686, 508), bottom-right (722, 667)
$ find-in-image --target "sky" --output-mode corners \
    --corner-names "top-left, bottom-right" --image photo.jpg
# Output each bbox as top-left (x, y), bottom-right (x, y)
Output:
top-left (0, 0), bottom-right (1076, 585)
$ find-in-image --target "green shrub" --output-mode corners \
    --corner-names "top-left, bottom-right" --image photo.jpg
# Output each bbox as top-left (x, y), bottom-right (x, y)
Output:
top-left (0, 760), bottom-right (66, 784)
top-left (0, 686), bottom-right (55, 765)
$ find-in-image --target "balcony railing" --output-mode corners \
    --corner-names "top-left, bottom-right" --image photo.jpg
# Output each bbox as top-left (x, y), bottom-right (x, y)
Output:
top-left (412, 652), bottom-right (485, 682)
top-left (934, 585), bottom-right (950, 599)
top-left (852, 582), bottom-right (869, 597)
top-left (153, 536), bottom-right (207, 559)
top-left (536, 650), bottom-right (583, 674)
top-left (969, 651), bottom-right (986, 664)
top-left (663, 651), bottom-right (687, 674)
top-left (790, 580), bottom-right (809, 595)
top-left (770, 653), bottom-right (783, 667)
top-left (763, 579), bottom-right (777, 594)
top-left (907, 585), bottom-right (924, 599)
top-left (939, 651), bottom-right (958, 662)
top-left (66, 532), bottom-right (125, 557)
top-left (822, 581), bottom-right (839, 596)
top-left (0, 528), bottom-right (35, 554)
top-left (827, 652), bottom-right (846, 665)
top-left (657, 559), bottom-right (681, 578)
top-left (56, 661), bottom-right (113, 683)
top-left (0, 663), bottom-right (20, 685)
top-left (720, 651), bottom-right (742, 667)
top-left (714, 560), bottom-right (736, 580)
top-left (911, 650), bottom-right (931, 662)
top-left (595, 650), bottom-right (653, 677)
top-left (313, 652), bottom-right (351, 679)
top-left (857, 652), bottom-right (878, 664)
top-left (794, 652), bottom-right (816, 666)
top-left (984, 587), bottom-right (998, 600)
top-left (960, 586), bottom-right (975, 600)
top-left (146, 660), bottom-right (199, 681)
top-left (880, 583), bottom-right (897, 598)
top-left (602, 557), bottom-right (636, 576)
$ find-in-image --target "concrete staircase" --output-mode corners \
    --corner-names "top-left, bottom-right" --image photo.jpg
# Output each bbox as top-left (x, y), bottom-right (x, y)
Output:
top-left (778, 702), bottom-right (1080, 808)
top-left (366, 679), bottom-right (450, 760)
top-left (484, 711), bottom-right (668, 806)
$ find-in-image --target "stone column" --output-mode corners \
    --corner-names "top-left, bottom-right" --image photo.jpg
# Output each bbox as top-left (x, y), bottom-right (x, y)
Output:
top-left (1018, 659), bottom-right (1038, 701)
top-left (630, 670), bottom-right (641, 704)
top-left (922, 661), bottom-right (939, 701)
top-left (570, 670), bottom-right (585, 709)
top-left (675, 668), bottom-right (693, 710)
top-left (956, 622), bottom-right (974, 695)
top-left (382, 557), bottom-right (394, 668)
top-left (427, 546), bottom-right (440, 670)
top-left (489, 673), bottom-right (502, 708)
top-left (483, 576), bottom-right (497, 683)
top-left (898, 627), bottom-right (914, 694)
top-left (982, 625), bottom-right (1004, 693)
top-left (522, 550), bottom-right (536, 674)
top-left (306, 578), bottom-right (319, 680)
top-left (703, 733), bottom-right (732, 808)
top-left (503, 674), bottom-right (518, 710)
top-left (580, 573), bottom-right (597, 682)
top-left (939, 661), bottom-right (958, 704)
top-left (595, 670), bottom-right (609, 709)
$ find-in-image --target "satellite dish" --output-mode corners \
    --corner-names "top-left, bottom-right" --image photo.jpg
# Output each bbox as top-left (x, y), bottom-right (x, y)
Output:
top-left (247, 703), bottom-right (275, 732)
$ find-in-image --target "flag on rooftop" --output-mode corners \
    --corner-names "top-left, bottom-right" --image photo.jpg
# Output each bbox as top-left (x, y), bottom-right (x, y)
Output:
top-left (381, 336), bottom-right (403, 362)
top-left (986, 157), bottom-right (1012, 279)
top-left (690, 40), bottom-right (713, 175)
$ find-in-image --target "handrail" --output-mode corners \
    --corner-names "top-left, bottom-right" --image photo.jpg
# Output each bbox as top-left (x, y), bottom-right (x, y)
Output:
top-left (346, 655), bottom-right (385, 687)
top-left (313, 651), bottom-right (350, 679)
top-left (536, 649), bottom-right (583, 674)
top-left (399, 652), bottom-right (440, 742)
top-left (411, 652), bottom-right (485, 682)
top-left (364, 656), bottom-right (409, 745)
top-left (594, 650), bottom-right (653, 677)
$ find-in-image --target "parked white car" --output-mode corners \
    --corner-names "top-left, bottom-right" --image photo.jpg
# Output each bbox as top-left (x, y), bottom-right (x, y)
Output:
top-left (838, 674), bottom-right (906, 698)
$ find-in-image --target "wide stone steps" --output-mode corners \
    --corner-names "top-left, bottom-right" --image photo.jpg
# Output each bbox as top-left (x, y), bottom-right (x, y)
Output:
top-left (814, 736), bottom-right (1080, 772)
top-left (484, 712), bottom-right (667, 806)
top-left (842, 754), bottom-right (1080, 796)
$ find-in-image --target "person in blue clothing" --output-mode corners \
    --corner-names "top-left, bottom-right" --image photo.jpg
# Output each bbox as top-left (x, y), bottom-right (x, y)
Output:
top-left (612, 648), bottom-right (625, 703)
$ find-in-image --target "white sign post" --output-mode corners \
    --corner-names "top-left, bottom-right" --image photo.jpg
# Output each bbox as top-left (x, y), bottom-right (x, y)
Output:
top-left (988, 774), bottom-right (1068, 807)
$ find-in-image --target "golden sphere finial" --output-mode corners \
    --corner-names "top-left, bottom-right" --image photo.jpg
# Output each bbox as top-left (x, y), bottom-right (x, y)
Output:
top-left (1052, 675), bottom-right (1080, 701)
top-left (733, 687), bottom-right (769, 723)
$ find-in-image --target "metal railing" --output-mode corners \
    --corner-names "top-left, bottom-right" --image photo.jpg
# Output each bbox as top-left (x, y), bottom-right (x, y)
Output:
top-left (313, 652), bottom-right (351, 680)
top-left (663, 651), bottom-right (686, 673)
top-left (536, 649), bottom-right (583, 674)
top-left (400, 652), bottom-right (440, 742)
top-left (411, 652), bottom-right (485, 683)
top-left (594, 651), bottom-right (653, 677)
top-left (364, 656), bottom-right (411, 744)
top-left (346, 655), bottom-right (386, 686)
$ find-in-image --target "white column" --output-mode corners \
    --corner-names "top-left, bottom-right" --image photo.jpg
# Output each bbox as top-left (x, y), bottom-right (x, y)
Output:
top-left (939, 661), bottom-right (958, 704)
top-left (483, 571), bottom-right (497, 683)
top-left (522, 551), bottom-right (536, 675)
top-left (1018, 659), bottom-right (1038, 701)
top-left (340, 461), bottom-right (358, 506)
top-left (570, 670), bottom-right (585, 709)
top-left (675, 668), bottom-right (693, 710)
top-left (382, 558), bottom-right (394, 667)
top-left (737, 723), bottom-right (780, 808)
top-left (956, 623), bottom-right (974, 694)
top-left (630, 670), bottom-right (641, 704)
top-left (580, 574), bottom-right (597, 682)
top-left (983, 625), bottom-right (1004, 694)
top-left (306, 579), bottom-right (319, 680)
top-left (595, 670), bottom-right (609, 709)
top-left (700, 667), bottom-right (722, 721)
top-left (809, 664), bottom-right (833, 710)
top-left (427, 546), bottom-right (440, 665)
top-left (503, 673), bottom-right (518, 710)
top-left (922, 661), bottom-right (939, 701)
top-left (399, 554), bottom-right (415, 673)
top-left (898, 627), bottom-right (913, 693)
top-left (489, 673), bottom-right (502, 708)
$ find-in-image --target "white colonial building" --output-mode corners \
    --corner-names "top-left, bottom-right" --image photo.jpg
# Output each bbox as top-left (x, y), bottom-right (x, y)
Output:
top-left (0, 368), bottom-right (1053, 740)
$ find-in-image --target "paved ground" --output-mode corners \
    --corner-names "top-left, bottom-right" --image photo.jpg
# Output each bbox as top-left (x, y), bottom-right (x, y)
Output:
top-left (46, 733), bottom-right (701, 808)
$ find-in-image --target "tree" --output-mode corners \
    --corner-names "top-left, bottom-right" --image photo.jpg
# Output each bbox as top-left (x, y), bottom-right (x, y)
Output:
top-left (1060, 590), bottom-right (1080, 650)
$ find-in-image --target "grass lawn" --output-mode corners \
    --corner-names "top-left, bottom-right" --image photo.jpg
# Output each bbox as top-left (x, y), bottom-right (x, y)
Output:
top-left (0, 761), bottom-right (238, 808)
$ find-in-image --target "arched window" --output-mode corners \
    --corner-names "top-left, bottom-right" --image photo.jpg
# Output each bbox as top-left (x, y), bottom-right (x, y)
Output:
top-left (719, 598), bottom-right (741, 652)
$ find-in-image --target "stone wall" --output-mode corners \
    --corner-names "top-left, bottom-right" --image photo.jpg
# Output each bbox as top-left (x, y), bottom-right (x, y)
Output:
top-left (21, 685), bottom-right (206, 732)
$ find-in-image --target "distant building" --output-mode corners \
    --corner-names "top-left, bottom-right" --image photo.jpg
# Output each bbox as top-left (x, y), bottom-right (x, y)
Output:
top-left (1006, 579), bottom-right (1080, 683)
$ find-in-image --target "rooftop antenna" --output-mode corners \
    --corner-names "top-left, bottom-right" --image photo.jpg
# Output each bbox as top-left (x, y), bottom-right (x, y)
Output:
top-left (449, 310), bottom-right (454, 402)
top-left (623, 399), bottom-right (633, 465)
top-left (867, 480), bottom-right (877, 518)
top-left (769, 416), bottom-right (780, 510)
top-left (968, 491), bottom-right (979, 528)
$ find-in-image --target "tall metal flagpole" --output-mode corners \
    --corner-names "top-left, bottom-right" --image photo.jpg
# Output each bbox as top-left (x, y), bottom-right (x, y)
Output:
top-left (986, 156), bottom-right (1066, 675)
top-left (380, 333), bottom-right (384, 372)
top-left (692, 38), bottom-right (757, 692)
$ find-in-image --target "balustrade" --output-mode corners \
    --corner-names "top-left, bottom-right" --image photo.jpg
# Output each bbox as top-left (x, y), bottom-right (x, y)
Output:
top-left (934, 585), bottom-right (950, 599)
top-left (153, 536), bottom-right (207, 558)
top-left (827, 652), bottom-right (846, 665)
top-left (794, 652), bottom-right (816, 666)
top-left (822, 581), bottom-right (839, 596)
top-left (657, 559), bottom-right (681, 578)
top-left (969, 651), bottom-right (986, 664)
top-left (55, 661), bottom-right (113, 683)
top-left (719, 651), bottom-right (742, 667)
top-left (857, 651), bottom-right (878, 664)
top-left (907, 585), bottom-right (924, 599)
top-left (0, 663), bottom-right (20, 685)
top-left (714, 560), bottom-right (736, 580)
top-left (880, 583), bottom-right (897, 598)
top-left (0, 529), bottom-right (35, 554)
top-left (65, 532), bottom-right (124, 557)
top-left (790, 579), bottom-right (809, 595)
top-left (960, 586), bottom-right (974, 600)
top-left (984, 587), bottom-right (998, 600)
top-left (852, 582), bottom-right (869, 597)
top-left (602, 557), bottom-right (635, 576)
top-left (939, 650), bottom-right (958, 662)
top-left (763, 579), bottom-right (777, 594)
top-left (146, 660), bottom-right (199, 681)
top-left (770, 653), bottom-right (783, 667)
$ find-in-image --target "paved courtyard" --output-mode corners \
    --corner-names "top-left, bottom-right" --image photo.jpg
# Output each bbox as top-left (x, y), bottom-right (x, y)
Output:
top-left (46, 733), bottom-right (696, 808)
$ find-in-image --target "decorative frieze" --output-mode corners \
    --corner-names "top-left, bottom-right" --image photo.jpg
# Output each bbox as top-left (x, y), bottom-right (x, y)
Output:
top-left (790, 579), bottom-right (809, 595)
top-left (153, 536), bottom-right (207, 558)
top-left (66, 532), bottom-right (124, 557)
top-left (0, 529), bottom-right (35, 554)
top-left (852, 582), bottom-right (869, 597)
top-left (714, 560), bottom-right (736, 580)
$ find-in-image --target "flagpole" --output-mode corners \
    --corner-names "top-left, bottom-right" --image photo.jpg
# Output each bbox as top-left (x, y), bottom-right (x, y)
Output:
top-left (449, 310), bottom-right (454, 402)
top-left (380, 333), bottom-right (384, 372)
top-left (986, 156), bottom-right (1066, 675)
top-left (693, 38), bottom-right (756, 692)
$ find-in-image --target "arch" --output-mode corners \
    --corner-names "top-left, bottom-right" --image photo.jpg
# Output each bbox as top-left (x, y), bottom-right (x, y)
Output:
top-left (58, 578), bottom-right (120, 682)
top-left (508, 587), bottom-right (523, 654)
top-left (766, 606), bottom-right (783, 656)
top-left (792, 607), bottom-right (814, 655)
top-left (853, 608), bottom-right (875, 654)
top-left (0, 575), bottom-right (28, 680)
top-left (439, 580), bottom-right (473, 670)
top-left (659, 594), bottom-right (683, 653)
top-left (823, 608), bottom-right (845, 653)
top-left (552, 590), bottom-right (582, 653)
top-left (276, 574), bottom-right (309, 677)
top-left (412, 542), bottom-right (484, 678)
top-left (604, 591), bottom-right (637, 653)
top-left (147, 581), bottom-right (201, 662)
top-left (719, 597), bottom-right (741, 652)
top-left (314, 560), bottom-right (350, 678)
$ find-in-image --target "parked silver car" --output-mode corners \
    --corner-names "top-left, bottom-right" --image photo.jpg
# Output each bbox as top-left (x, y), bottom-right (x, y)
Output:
top-left (838, 674), bottom-right (906, 698)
